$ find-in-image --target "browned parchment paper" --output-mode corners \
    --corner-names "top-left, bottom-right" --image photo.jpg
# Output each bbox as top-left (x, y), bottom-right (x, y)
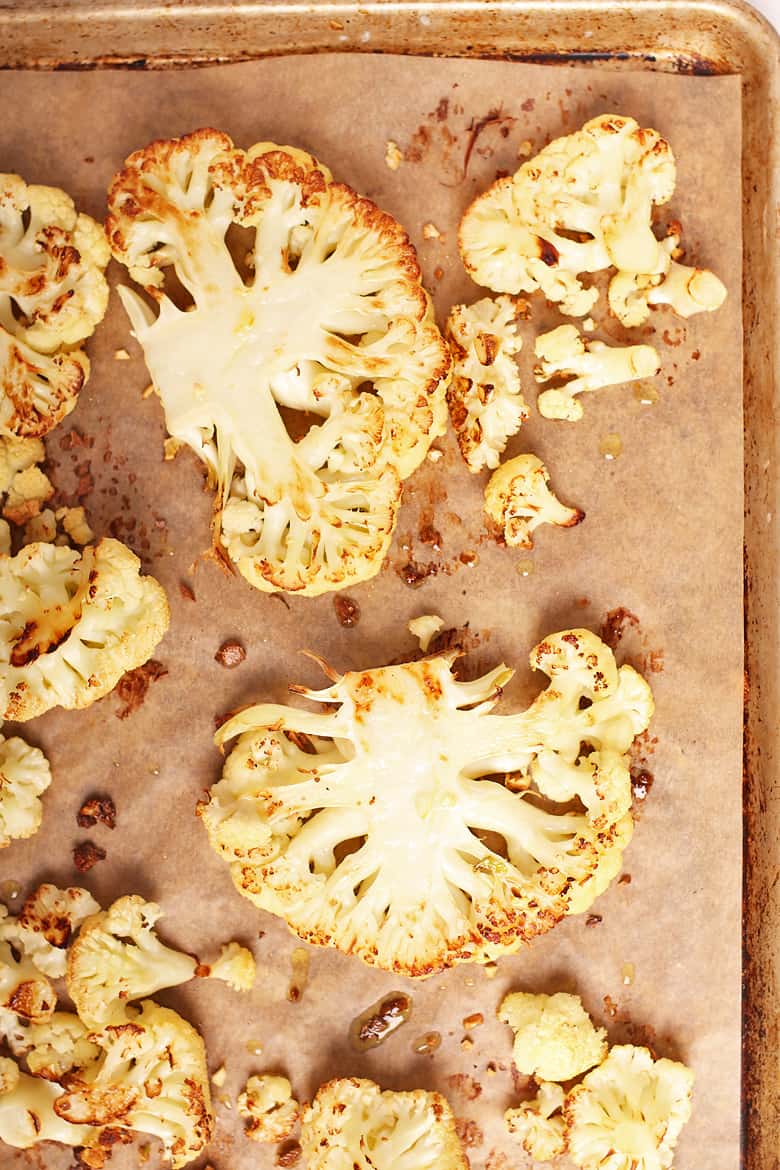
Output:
top-left (0, 55), bottom-right (743, 1170)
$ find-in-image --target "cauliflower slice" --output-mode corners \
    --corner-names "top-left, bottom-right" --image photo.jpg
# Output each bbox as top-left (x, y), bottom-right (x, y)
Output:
top-left (499, 991), bottom-right (607, 1081)
top-left (6, 1011), bottom-right (101, 1080)
top-left (0, 174), bottom-right (109, 436)
top-left (8, 884), bottom-right (100, 976)
top-left (199, 627), bottom-right (653, 975)
top-left (107, 130), bottom-right (450, 596)
top-left (609, 232), bottom-right (727, 327)
top-left (484, 454), bottom-right (584, 549)
top-left (0, 435), bottom-right (45, 495)
top-left (0, 733), bottom-right (53, 848)
top-left (53, 999), bottom-right (213, 1169)
top-left (564, 1045), bottom-right (694, 1170)
top-left (0, 537), bottom-right (170, 721)
top-left (238, 1074), bottom-right (300, 1142)
top-left (534, 325), bottom-right (660, 421)
top-left (459, 114), bottom-right (678, 316)
top-left (445, 295), bottom-right (529, 472)
top-left (300, 1077), bottom-right (467, 1170)
top-left (0, 1055), bottom-right (97, 1150)
top-left (0, 913), bottom-right (56, 1022)
top-left (505, 1080), bottom-right (566, 1161)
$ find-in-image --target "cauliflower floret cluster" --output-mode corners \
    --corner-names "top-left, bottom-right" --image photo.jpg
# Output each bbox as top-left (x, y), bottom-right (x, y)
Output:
top-left (608, 228), bottom-right (727, 326)
top-left (445, 295), bottom-right (529, 472)
top-left (458, 113), bottom-right (725, 323)
top-left (506, 1080), bottom-right (567, 1161)
top-left (200, 626), bottom-right (653, 976)
top-left (499, 991), bottom-right (607, 1082)
top-left (0, 733), bottom-right (52, 848)
top-left (0, 174), bottom-right (109, 437)
top-left (0, 537), bottom-right (170, 721)
top-left (484, 454), bottom-right (584, 548)
top-left (300, 1077), bottom-right (468, 1170)
top-left (238, 1073), bottom-right (300, 1142)
top-left (534, 325), bottom-right (660, 421)
top-left (107, 129), bottom-right (450, 596)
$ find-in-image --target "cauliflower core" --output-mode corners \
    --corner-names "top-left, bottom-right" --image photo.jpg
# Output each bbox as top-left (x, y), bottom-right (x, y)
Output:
top-left (564, 1045), bottom-right (694, 1170)
top-left (300, 1077), bottom-right (467, 1170)
top-left (499, 991), bottom-right (607, 1082)
top-left (200, 628), bottom-right (653, 976)
top-left (445, 296), bottom-right (528, 472)
top-left (484, 454), bottom-right (584, 549)
top-left (505, 1080), bottom-right (566, 1161)
top-left (0, 174), bottom-right (109, 437)
top-left (459, 113), bottom-right (726, 325)
top-left (107, 129), bottom-right (450, 596)
top-left (238, 1074), bottom-right (300, 1142)
top-left (0, 733), bottom-right (52, 848)
top-left (534, 325), bottom-right (660, 421)
top-left (0, 537), bottom-right (170, 721)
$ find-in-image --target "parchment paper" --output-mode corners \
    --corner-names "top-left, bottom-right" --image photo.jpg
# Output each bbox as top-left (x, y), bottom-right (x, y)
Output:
top-left (0, 56), bottom-right (743, 1170)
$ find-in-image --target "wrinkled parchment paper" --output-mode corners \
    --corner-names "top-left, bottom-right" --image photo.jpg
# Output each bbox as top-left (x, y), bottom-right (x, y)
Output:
top-left (0, 56), bottom-right (742, 1170)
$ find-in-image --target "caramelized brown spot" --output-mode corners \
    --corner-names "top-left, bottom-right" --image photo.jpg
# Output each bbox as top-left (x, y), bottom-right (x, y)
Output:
top-left (77, 795), bottom-right (117, 830)
top-left (73, 841), bottom-right (106, 872)
top-left (215, 640), bottom-right (247, 668)
top-left (600, 607), bottom-right (640, 651)
top-left (114, 660), bottom-right (168, 719)
top-left (333, 596), bottom-right (360, 628)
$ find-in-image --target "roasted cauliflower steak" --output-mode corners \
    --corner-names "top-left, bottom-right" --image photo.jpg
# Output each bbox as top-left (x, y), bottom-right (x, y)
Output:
top-left (200, 627), bottom-right (653, 976)
top-left (107, 129), bottom-right (450, 596)
top-left (0, 537), bottom-right (169, 721)
top-left (0, 174), bottom-right (109, 437)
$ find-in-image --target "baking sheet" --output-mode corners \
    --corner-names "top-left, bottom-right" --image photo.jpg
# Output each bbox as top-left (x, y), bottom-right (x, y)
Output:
top-left (0, 55), bottom-right (743, 1169)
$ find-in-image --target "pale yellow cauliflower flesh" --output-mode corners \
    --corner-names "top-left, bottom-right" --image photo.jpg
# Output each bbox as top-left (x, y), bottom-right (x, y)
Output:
top-left (301, 1077), bottom-right (468, 1170)
top-left (0, 733), bottom-right (52, 849)
top-left (445, 295), bottom-right (528, 472)
top-left (484, 454), bottom-right (584, 548)
top-left (0, 174), bottom-right (109, 437)
top-left (499, 991), bottom-right (608, 1082)
top-left (238, 1073), bottom-right (300, 1142)
top-left (505, 1080), bottom-right (566, 1161)
top-left (200, 627), bottom-right (653, 976)
top-left (534, 325), bottom-right (660, 421)
top-left (0, 537), bottom-right (170, 721)
top-left (107, 129), bottom-right (450, 596)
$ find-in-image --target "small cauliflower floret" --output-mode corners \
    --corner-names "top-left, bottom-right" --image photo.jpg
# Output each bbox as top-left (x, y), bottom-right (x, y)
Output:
top-left (408, 613), bottom-right (444, 653)
top-left (0, 734), bottom-right (53, 848)
top-left (57, 505), bottom-right (95, 546)
top-left (0, 174), bottom-right (109, 437)
top-left (0, 537), bottom-right (169, 721)
top-left (53, 999), bottom-right (214, 1169)
top-left (238, 1074), bottom-right (300, 1142)
top-left (484, 454), bottom-right (584, 549)
top-left (107, 130), bottom-right (450, 596)
top-left (67, 896), bottom-right (199, 1028)
top-left (2, 465), bottom-right (54, 526)
top-left (499, 992), bottom-right (607, 1082)
top-left (564, 1045), bottom-right (694, 1170)
top-left (534, 325), bottom-right (660, 421)
top-left (301, 1077), bottom-right (468, 1170)
top-left (199, 627), bottom-right (653, 976)
top-left (0, 435), bottom-right (45, 494)
top-left (609, 231), bottom-right (727, 327)
top-left (445, 296), bottom-right (528, 472)
top-left (7, 1011), bottom-right (100, 1080)
top-left (0, 913), bottom-right (56, 1022)
top-left (199, 941), bottom-right (256, 990)
top-left (459, 114), bottom-right (676, 316)
top-left (0, 1055), bottom-right (97, 1150)
top-left (8, 884), bottom-right (100, 976)
top-left (23, 507), bottom-right (57, 544)
top-left (505, 1080), bottom-right (566, 1161)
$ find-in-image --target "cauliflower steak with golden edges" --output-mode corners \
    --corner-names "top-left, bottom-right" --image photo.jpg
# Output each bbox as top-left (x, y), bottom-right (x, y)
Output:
top-left (107, 129), bottom-right (450, 596)
top-left (0, 537), bottom-right (169, 721)
top-left (200, 628), bottom-right (653, 975)
top-left (0, 174), bottom-right (109, 437)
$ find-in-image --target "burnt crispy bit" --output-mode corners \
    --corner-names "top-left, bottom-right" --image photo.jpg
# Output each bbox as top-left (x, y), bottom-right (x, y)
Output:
top-left (114, 659), bottom-right (168, 719)
top-left (73, 841), bottom-right (107, 872)
top-left (215, 640), bottom-right (247, 668)
top-left (77, 795), bottom-right (117, 830)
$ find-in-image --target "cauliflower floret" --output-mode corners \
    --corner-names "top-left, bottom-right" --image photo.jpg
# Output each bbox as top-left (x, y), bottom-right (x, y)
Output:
top-left (408, 613), bottom-right (444, 653)
top-left (0, 537), bottom-right (170, 721)
top-left (0, 734), bottom-right (52, 848)
top-left (107, 130), bottom-right (450, 596)
top-left (445, 295), bottom-right (528, 472)
top-left (199, 940), bottom-right (256, 991)
top-left (2, 465), bottom-right (54, 526)
top-left (52, 999), bottom-right (213, 1168)
top-left (608, 230), bottom-right (727, 326)
top-left (459, 114), bottom-right (678, 315)
top-left (505, 1080), bottom-right (566, 1161)
top-left (499, 991), bottom-right (607, 1081)
top-left (484, 454), bottom-right (584, 549)
top-left (301, 1077), bottom-right (467, 1170)
top-left (6, 1011), bottom-right (101, 1080)
top-left (23, 507), bottom-right (56, 544)
top-left (534, 324), bottom-right (660, 421)
top-left (67, 896), bottom-right (199, 1028)
top-left (58, 504), bottom-right (95, 545)
top-left (0, 1055), bottom-right (97, 1150)
top-left (0, 912), bottom-right (56, 1022)
top-left (199, 627), bottom-right (653, 975)
top-left (7, 884), bottom-right (100, 976)
top-left (0, 174), bottom-right (109, 436)
top-left (564, 1045), bottom-right (694, 1170)
top-left (238, 1074), bottom-right (300, 1142)
top-left (0, 435), bottom-right (45, 494)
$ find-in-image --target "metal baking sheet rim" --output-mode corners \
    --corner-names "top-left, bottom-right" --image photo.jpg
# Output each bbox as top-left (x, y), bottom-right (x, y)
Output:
top-left (0, 1), bottom-right (777, 1166)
